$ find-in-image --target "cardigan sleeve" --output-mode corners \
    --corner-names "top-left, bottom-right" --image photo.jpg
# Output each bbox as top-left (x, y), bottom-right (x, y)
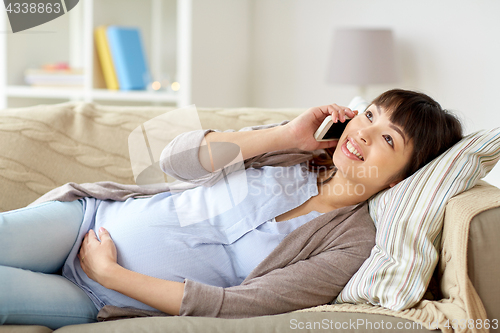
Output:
top-left (159, 120), bottom-right (313, 188)
top-left (178, 208), bottom-right (376, 318)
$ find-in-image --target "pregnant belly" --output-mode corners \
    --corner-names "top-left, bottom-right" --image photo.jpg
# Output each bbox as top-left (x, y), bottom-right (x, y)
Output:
top-left (101, 220), bottom-right (242, 288)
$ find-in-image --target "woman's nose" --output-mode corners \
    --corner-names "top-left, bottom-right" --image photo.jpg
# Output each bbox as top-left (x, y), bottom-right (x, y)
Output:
top-left (357, 128), bottom-right (371, 145)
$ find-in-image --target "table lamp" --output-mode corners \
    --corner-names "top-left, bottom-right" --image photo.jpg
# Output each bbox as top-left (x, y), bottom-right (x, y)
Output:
top-left (327, 28), bottom-right (399, 99)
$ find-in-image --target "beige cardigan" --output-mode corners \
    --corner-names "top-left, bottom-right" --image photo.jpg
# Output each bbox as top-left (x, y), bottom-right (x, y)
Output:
top-left (32, 126), bottom-right (376, 320)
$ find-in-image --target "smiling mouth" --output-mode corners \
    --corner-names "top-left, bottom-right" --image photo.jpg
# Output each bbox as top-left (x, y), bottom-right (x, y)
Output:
top-left (346, 140), bottom-right (364, 161)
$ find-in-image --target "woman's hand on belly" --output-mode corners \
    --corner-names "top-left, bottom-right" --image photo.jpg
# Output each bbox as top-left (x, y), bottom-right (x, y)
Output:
top-left (78, 227), bottom-right (185, 315)
top-left (78, 227), bottom-right (119, 285)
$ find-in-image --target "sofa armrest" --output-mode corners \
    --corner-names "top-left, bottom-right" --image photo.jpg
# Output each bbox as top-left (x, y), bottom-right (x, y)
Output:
top-left (467, 205), bottom-right (500, 328)
top-left (438, 180), bottom-right (500, 331)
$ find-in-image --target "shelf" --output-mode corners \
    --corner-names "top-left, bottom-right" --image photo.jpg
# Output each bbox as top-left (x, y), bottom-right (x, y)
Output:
top-left (6, 85), bottom-right (179, 102)
top-left (91, 89), bottom-right (178, 102)
top-left (0, 0), bottom-right (192, 109)
top-left (7, 85), bottom-right (85, 99)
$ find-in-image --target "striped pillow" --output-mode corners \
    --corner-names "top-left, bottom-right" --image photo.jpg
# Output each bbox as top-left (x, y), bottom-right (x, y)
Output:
top-left (336, 127), bottom-right (500, 310)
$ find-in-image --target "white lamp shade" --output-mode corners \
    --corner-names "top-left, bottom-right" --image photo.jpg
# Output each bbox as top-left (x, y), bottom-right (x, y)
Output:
top-left (327, 28), bottom-right (399, 85)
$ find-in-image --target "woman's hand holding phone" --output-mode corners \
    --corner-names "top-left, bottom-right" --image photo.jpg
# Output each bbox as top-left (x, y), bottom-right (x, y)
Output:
top-left (200, 102), bottom-right (357, 169)
top-left (284, 103), bottom-right (358, 151)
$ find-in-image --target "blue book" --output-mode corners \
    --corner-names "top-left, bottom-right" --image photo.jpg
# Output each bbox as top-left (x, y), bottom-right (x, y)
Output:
top-left (106, 26), bottom-right (150, 90)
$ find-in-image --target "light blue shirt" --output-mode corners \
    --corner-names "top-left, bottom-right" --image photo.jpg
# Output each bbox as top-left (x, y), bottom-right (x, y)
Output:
top-left (63, 163), bottom-right (322, 311)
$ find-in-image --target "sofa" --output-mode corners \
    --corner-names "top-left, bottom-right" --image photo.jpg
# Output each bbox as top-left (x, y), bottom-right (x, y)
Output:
top-left (0, 102), bottom-right (499, 333)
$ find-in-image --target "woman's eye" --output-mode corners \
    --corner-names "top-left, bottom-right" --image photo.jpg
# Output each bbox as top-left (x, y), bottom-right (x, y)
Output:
top-left (384, 135), bottom-right (394, 147)
top-left (365, 111), bottom-right (373, 122)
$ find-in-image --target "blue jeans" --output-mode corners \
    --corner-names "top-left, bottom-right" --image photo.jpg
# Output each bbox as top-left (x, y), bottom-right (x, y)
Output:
top-left (0, 200), bottom-right (98, 329)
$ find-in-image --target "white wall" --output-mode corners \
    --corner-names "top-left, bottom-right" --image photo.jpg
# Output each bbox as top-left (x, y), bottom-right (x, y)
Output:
top-left (245, 0), bottom-right (500, 123)
top-left (190, 0), bottom-right (500, 187)
top-left (191, 0), bottom-right (252, 107)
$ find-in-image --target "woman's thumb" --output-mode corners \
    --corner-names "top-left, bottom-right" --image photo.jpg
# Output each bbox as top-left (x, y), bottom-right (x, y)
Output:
top-left (99, 227), bottom-right (111, 240)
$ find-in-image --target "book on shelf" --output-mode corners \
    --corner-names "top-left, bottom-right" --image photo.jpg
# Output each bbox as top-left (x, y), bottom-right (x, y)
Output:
top-left (106, 26), bottom-right (150, 90)
top-left (95, 25), bottom-right (120, 90)
top-left (24, 68), bottom-right (84, 88)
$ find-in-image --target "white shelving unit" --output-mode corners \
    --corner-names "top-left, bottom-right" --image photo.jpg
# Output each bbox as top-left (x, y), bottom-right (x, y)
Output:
top-left (0, 0), bottom-right (191, 109)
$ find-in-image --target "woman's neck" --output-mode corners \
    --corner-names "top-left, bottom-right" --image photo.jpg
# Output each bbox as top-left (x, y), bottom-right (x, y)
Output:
top-left (316, 173), bottom-right (375, 210)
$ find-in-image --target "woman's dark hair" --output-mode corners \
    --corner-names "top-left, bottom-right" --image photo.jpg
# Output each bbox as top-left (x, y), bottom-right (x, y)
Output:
top-left (310, 89), bottom-right (463, 184)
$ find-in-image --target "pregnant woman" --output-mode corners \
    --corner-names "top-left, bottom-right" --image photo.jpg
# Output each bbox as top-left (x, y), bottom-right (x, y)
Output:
top-left (0, 89), bottom-right (462, 329)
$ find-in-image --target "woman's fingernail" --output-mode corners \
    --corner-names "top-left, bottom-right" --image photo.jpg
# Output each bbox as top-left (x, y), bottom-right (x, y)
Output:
top-left (99, 227), bottom-right (105, 233)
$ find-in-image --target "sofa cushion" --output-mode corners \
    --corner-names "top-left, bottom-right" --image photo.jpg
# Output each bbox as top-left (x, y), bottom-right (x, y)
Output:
top-left (467, 205), bottom-right (500, 323)
top-left (53, 311), bottom-right (435, 333)
top-left (0, 326), bottom-right (53, 333)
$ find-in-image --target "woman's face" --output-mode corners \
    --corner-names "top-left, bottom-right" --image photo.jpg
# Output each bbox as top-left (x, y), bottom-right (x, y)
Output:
top-left (332, 104), bottom-right (414, 195)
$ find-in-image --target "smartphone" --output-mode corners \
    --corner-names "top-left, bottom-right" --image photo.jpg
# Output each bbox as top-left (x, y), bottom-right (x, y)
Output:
top-left (314, 116), bottom-right (351, 141)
